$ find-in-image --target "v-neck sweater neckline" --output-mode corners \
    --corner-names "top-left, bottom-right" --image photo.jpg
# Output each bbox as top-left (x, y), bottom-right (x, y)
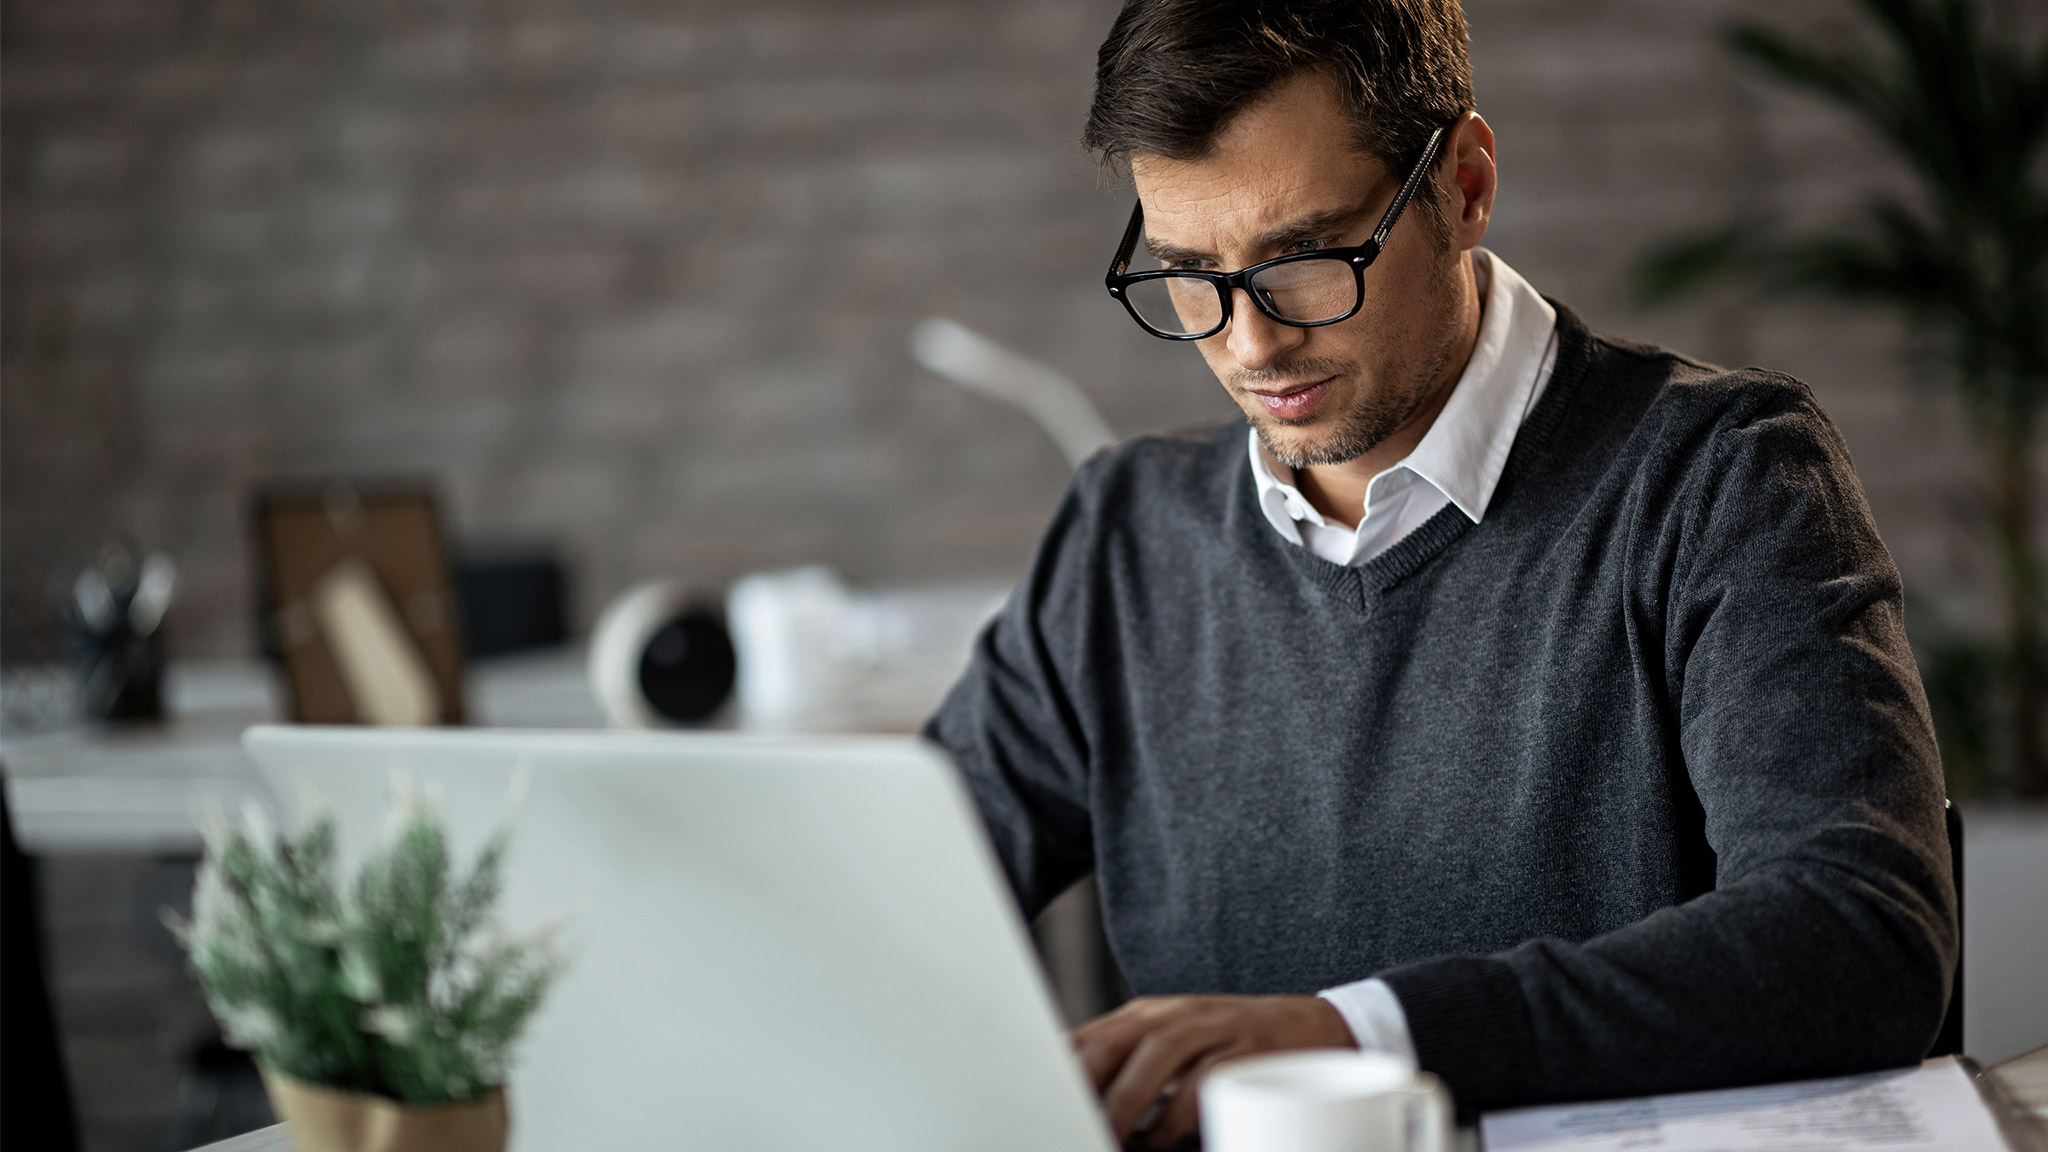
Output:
top-left (1264, 301), bottom-right (1593, 616)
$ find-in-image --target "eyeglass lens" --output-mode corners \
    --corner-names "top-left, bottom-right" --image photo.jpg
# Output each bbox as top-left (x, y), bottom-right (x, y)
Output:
top-left (1122, 258), bottom-right (1359, 337)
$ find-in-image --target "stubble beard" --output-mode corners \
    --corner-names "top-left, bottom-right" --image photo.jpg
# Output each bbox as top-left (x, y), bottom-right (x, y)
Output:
top-left (1239, 257), bottom-right (1465, 471)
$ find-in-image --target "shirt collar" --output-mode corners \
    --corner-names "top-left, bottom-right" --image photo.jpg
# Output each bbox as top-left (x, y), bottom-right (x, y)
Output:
top-left (1247, 248), bottom-right (1557, 536)
top-left (1401, 248), bottom-right (1556, 523)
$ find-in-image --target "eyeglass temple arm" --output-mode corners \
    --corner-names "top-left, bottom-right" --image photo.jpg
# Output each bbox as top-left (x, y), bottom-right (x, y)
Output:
top-left (1369, 123), bottom-right (1451, 251)
top-left (1107, 201), bottom-right (1146, 281)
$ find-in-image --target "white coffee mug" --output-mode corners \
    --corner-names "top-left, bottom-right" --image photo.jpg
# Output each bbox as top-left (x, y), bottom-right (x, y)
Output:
top-left (1201, 1049), bottom-right (1452, 1152)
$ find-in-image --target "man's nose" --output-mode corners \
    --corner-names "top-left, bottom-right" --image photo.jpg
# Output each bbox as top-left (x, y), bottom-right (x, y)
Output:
top-left (1221, 287), bottom-right (1306, 372)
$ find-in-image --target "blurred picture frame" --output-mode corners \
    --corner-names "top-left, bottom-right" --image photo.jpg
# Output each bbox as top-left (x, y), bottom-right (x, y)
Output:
top-left (251, 481), bottom-right (467, 725)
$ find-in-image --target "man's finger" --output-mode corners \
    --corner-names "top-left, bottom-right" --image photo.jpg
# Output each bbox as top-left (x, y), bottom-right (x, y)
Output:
top-left (1073, 997), bottom-right (1174, 1090)
top-left (1073, 1028), bottom-right (1140, 1091)
top-left (1073, 1021), bottom-right (1143, 1089)
top-left (1103, 1019), bottom-right (1224, 1140)
top-left (1145, 1048), bottom-right (1233, 1148)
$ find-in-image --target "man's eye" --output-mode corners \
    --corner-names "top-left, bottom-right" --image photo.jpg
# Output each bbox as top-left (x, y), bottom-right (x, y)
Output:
top-left (1166, 258), bottom-right (1215, 271)
top-left (1287, 238), bottom-right (1337, 255)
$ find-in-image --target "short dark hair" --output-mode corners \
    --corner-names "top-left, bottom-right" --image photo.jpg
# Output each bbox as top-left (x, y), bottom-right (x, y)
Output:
top-left (1084, 0), bottom-right (1473, 211)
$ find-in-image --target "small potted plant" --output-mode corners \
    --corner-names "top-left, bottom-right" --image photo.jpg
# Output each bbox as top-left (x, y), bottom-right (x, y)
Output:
top-left (169, 783), bottom-right (564, 1152)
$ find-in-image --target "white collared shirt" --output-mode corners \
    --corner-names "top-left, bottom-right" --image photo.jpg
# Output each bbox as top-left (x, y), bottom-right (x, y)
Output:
top-left (1282, 250), bottom-right (1559, 1060)
top-left (1249, 248), bottom-right (1558, 567)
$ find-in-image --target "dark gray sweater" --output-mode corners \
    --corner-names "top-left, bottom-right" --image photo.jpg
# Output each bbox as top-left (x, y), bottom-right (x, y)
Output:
top-left (924, 305), bottom-right (1956, 1113)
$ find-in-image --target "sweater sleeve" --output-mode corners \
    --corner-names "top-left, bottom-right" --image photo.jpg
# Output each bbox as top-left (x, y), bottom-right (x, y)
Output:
top-left (1379, 377), bottom-right (1956, 1112)
top-left (922, 463), bottom-right (1106, 921)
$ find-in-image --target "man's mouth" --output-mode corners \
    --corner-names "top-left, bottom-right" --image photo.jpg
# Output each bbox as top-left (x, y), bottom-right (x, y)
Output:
top-left (1245, 376), bottom-right (1336, 421)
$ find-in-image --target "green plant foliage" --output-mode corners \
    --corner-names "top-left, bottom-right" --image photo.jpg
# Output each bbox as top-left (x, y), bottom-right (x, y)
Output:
top-left (1629, 229), bottom-right (1748, 307)
top-left (1643, 0), bottom-right (2048, 408)
top-left (167, 782), bottom-right (564, 1105)
top-left (1634, 0), bottom-right (2048, 796)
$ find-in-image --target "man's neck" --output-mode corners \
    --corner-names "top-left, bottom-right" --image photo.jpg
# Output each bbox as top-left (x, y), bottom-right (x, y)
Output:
top-left (1290, 251), bottom-right (1485, 530)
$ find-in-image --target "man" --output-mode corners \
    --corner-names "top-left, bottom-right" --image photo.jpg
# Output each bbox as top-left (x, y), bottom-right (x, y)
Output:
top-left (923, 1), bottom-right (1955, 1145)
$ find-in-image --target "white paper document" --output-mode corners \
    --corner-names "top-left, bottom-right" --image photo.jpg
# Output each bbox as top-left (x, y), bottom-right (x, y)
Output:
top-left (1481, 1058), bottom-right (2012, 1151)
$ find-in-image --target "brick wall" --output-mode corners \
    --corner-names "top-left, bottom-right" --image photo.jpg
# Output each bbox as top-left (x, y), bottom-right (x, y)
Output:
top-left (7, 0), bottom-right (2040, 662)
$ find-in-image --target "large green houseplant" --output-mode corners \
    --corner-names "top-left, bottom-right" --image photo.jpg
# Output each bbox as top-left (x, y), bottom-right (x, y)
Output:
top-left (1635, 0), bottom-right (2048, 798)
top-left (168, 785), bottom-right (563, 1152)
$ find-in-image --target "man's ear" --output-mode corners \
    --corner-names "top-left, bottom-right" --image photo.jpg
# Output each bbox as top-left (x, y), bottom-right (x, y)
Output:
top-left (1445, 111), bottom-right (1497, 252)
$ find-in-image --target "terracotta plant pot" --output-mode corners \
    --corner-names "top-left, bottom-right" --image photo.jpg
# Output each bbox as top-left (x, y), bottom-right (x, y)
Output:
top-left (260, 1070), bottom-right (508, 1152)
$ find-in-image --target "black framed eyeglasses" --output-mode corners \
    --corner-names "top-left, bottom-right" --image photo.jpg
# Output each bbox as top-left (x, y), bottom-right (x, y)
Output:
top-left (1104, 123), bottom-right (1451, 341)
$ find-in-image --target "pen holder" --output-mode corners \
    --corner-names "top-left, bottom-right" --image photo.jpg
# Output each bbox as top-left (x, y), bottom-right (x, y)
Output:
top-left (67, 548), bottom-right (176, 724)
top-left (71, 621), bottom-right (166, 723)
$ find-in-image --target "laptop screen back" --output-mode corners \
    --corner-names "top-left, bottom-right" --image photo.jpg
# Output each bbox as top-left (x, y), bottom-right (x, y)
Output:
top-left (243, 725), bottom-right (1114, 1152)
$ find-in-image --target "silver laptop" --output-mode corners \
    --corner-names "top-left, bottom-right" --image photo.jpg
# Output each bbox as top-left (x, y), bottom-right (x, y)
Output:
top-left (243, 725), bottom-right (1116, 1152)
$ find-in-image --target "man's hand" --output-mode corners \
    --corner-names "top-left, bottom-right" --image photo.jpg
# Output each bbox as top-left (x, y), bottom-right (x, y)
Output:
top-left (1072, 995), bottom-right (1355, 1148)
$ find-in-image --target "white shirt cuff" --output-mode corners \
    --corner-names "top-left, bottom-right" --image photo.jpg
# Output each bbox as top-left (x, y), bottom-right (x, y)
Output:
top-left (1317, 977), bottom-right (1417, 1066)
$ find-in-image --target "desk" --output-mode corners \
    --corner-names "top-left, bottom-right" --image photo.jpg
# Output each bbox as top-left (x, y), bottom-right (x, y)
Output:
top-left (188, 1128), bottom-right (290, 1152)
top-left (1, 652), bottom-right (605, 855)
top-left (180, 1122), bottom-right (1484, 1152)
top-left (175, 1047), bottom-right (2048, 1152)
top-left (1998, 1045), bottom-right (2048, 1143)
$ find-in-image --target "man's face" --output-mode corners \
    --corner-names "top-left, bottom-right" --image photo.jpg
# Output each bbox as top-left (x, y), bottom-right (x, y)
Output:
top-left (1129, 73), bottom-right (1468, 470)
